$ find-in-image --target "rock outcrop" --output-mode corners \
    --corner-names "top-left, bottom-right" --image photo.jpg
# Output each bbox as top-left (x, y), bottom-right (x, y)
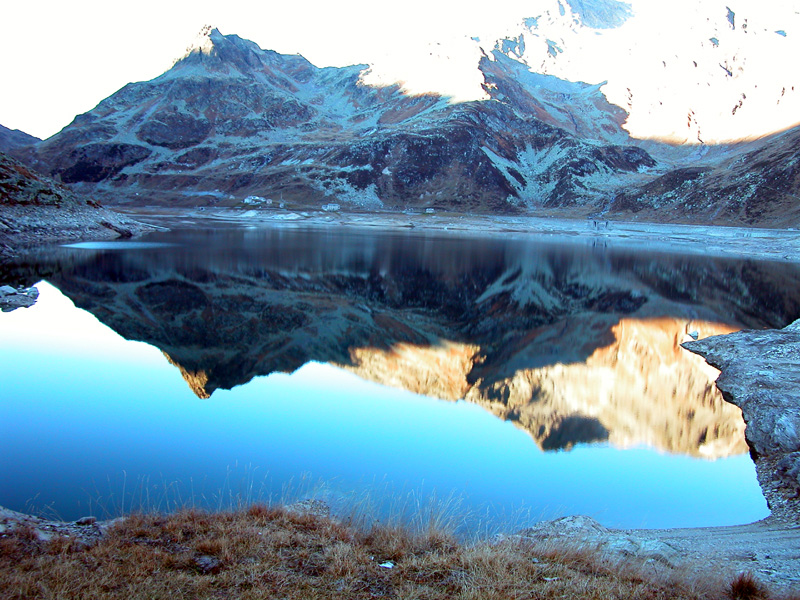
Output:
top-left (0, 505), bottom-right (115, 546)
top-left (0, 151), bottom-right (154, 256)
top-left (685, 321), bottom-right (800, 522)
top-left (0, 284), bottom-right (39, 312)
top-left (517, 515), bottom-right (681, 567)
top-left (0, 124), bottom-right (40, 155)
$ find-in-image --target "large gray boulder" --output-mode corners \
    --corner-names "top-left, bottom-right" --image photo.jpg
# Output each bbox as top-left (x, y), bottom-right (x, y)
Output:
top-left (684, 320), bottom-right (800, 522)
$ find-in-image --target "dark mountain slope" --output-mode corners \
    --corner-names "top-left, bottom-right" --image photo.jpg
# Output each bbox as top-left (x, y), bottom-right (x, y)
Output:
top-left (30, 27), bottom-right (654, 213)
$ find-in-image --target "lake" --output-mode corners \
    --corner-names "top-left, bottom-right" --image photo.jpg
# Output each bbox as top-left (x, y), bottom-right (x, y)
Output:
top-left (2, 224), bottom-right (799, 530)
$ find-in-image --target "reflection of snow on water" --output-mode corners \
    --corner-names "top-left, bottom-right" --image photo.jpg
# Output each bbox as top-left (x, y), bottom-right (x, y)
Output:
top-left (63, 242), bottom-right (178, 250)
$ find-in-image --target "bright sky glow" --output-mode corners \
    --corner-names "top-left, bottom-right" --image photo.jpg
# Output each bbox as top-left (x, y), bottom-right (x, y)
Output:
top-left (1, 1), bottom-right (797, 143)
top-left (0, 280), bottom-right (164, 363)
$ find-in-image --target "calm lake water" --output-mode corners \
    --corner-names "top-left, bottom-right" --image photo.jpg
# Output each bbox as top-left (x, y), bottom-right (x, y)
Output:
top-left (2, 225), bottom-right (799, 529)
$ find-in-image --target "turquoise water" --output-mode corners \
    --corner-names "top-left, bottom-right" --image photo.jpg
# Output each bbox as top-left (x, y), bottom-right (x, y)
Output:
top-left (0, 282), bottom-right (767, 527)
top-left (1, 221), bottom-right (787, 530)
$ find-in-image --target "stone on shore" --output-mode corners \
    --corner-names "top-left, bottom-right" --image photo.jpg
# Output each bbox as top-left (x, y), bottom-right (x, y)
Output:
top-left (517, 515), bottom-right (681, 567)
top-left (0, 285), bottom-right (39, 312)
top-left (684, 319), bottom-right (800, 522)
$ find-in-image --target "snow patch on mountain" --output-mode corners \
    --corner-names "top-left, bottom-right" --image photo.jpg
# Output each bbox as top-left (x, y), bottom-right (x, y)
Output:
top-left (481, 146), bottom-right (527, 194)
top-left (360, 35), bottom-right (489, 103)
top-left (161, 7), bottom-right (799, 144)
top-left (28, 25), bottom-right (798, 225)
top-left (179, 25), bottom-right (217, 62)
top-left (567, 0), bottom-right (634, 29)
top-left (314, 177), bottom-right (384, 209)
top-left (490, 0), bottom-right (800, 143)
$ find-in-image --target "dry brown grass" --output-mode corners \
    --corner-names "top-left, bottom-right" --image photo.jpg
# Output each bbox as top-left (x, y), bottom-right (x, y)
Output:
top-left (0, 505), bottom-right (785, 600)
top-left (726, 572), bottom-right (771, 600)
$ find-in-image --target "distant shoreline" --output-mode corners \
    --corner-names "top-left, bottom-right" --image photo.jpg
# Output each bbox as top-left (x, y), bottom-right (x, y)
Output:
top-left (118, 207), bottom-right (800, 264)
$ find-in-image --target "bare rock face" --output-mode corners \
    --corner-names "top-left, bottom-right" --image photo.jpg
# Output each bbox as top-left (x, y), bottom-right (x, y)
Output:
top-left (0, 284), bottom-right (39, 312)
top-left (609, 126), bottom-right (800, 227)
top-left (56, 143), bottom-right (152, 184)
top-left (0, 124), bottom-right (40, 155)
top-left (684, 320), bottom-right (800, 522)
top-left (0, 505), bottom-right (115, 545)
top-left (0, 151), bottom-right (153, 253)
top-left (518, 515), bottom-right (681, 567)
top-left (479, 50), bottom-right (631, 144)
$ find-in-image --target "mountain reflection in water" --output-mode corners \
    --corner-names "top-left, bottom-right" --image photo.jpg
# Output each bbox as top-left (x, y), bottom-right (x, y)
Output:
top-left (7, 226), bottom-right (800, 462)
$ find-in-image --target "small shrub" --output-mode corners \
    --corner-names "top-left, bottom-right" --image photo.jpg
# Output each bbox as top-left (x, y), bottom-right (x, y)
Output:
top-left (193, 538), bottom-right (223, 556)
top-left (246, 503), bottom-right (281, 523)
top-left (727, 572), bottom-right (769, 600)
top-left (13, 524), bottom-right (39, 542)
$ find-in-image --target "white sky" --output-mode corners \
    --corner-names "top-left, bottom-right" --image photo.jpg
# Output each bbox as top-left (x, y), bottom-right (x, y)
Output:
top-left (1, 0), bottom-right (536, 140)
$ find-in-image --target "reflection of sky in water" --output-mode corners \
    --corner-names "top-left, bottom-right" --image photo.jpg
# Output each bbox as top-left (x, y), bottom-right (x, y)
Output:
top-left (0, 282), bottom-right (769, 528)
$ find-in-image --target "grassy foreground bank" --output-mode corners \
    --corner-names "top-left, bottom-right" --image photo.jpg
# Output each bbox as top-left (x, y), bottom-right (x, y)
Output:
top-left (0, 503), bottom-right (792, 600)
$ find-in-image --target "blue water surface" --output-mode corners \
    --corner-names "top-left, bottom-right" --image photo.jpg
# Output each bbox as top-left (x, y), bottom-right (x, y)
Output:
top-left (0, 281), bottom-right (769, 529)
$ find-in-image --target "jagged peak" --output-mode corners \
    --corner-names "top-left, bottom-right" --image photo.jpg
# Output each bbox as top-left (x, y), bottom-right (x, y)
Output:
top-left (179, 25), bottom-right (218, 61)
top-left (174, 26), bottom-right (263, 66)
top-left (171, 26), bottom-right (316, 77)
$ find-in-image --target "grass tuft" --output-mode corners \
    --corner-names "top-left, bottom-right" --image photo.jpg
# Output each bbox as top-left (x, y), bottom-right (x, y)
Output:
top-left (727, 572), bottom-right (770, 600)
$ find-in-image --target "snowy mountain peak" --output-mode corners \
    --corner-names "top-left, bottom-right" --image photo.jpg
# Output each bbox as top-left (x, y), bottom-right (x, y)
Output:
top-left (179, 25), bottom-right (218, 61)
top-left (175, 26), bottom-right (277, 72)
top-left (28, 24), bottom-right (800, 226)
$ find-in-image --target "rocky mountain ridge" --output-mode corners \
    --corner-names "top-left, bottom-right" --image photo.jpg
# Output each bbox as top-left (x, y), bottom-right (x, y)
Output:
top-left (0, 125), bottom-right (40, 154)
top-left (19, 27), bottom-right (656, 216)
top-left (7, 6), bottom-right (800, 227)
top-left (487, 0), bottom-right (800, 144)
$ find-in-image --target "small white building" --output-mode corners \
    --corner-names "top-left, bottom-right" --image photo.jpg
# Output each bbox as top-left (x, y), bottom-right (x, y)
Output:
top-left (425, 208), bottom-right (436, 214)
top-left (322, 203), bottom-right (341, 212)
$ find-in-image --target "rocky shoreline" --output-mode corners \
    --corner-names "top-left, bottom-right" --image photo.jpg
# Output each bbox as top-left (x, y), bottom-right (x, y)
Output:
top-left (123, 206), bottom-right (800, 263)
top-left (0, 150), bottom-right (159, 260)
top-left (0, 204), bottom-right (159, 260)
top-left (684, 321), bottom-right (800, 526)
top-left (537, 321), bottom-right (800, 593)
top-left (0, 284), bottom-right (38, 312)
